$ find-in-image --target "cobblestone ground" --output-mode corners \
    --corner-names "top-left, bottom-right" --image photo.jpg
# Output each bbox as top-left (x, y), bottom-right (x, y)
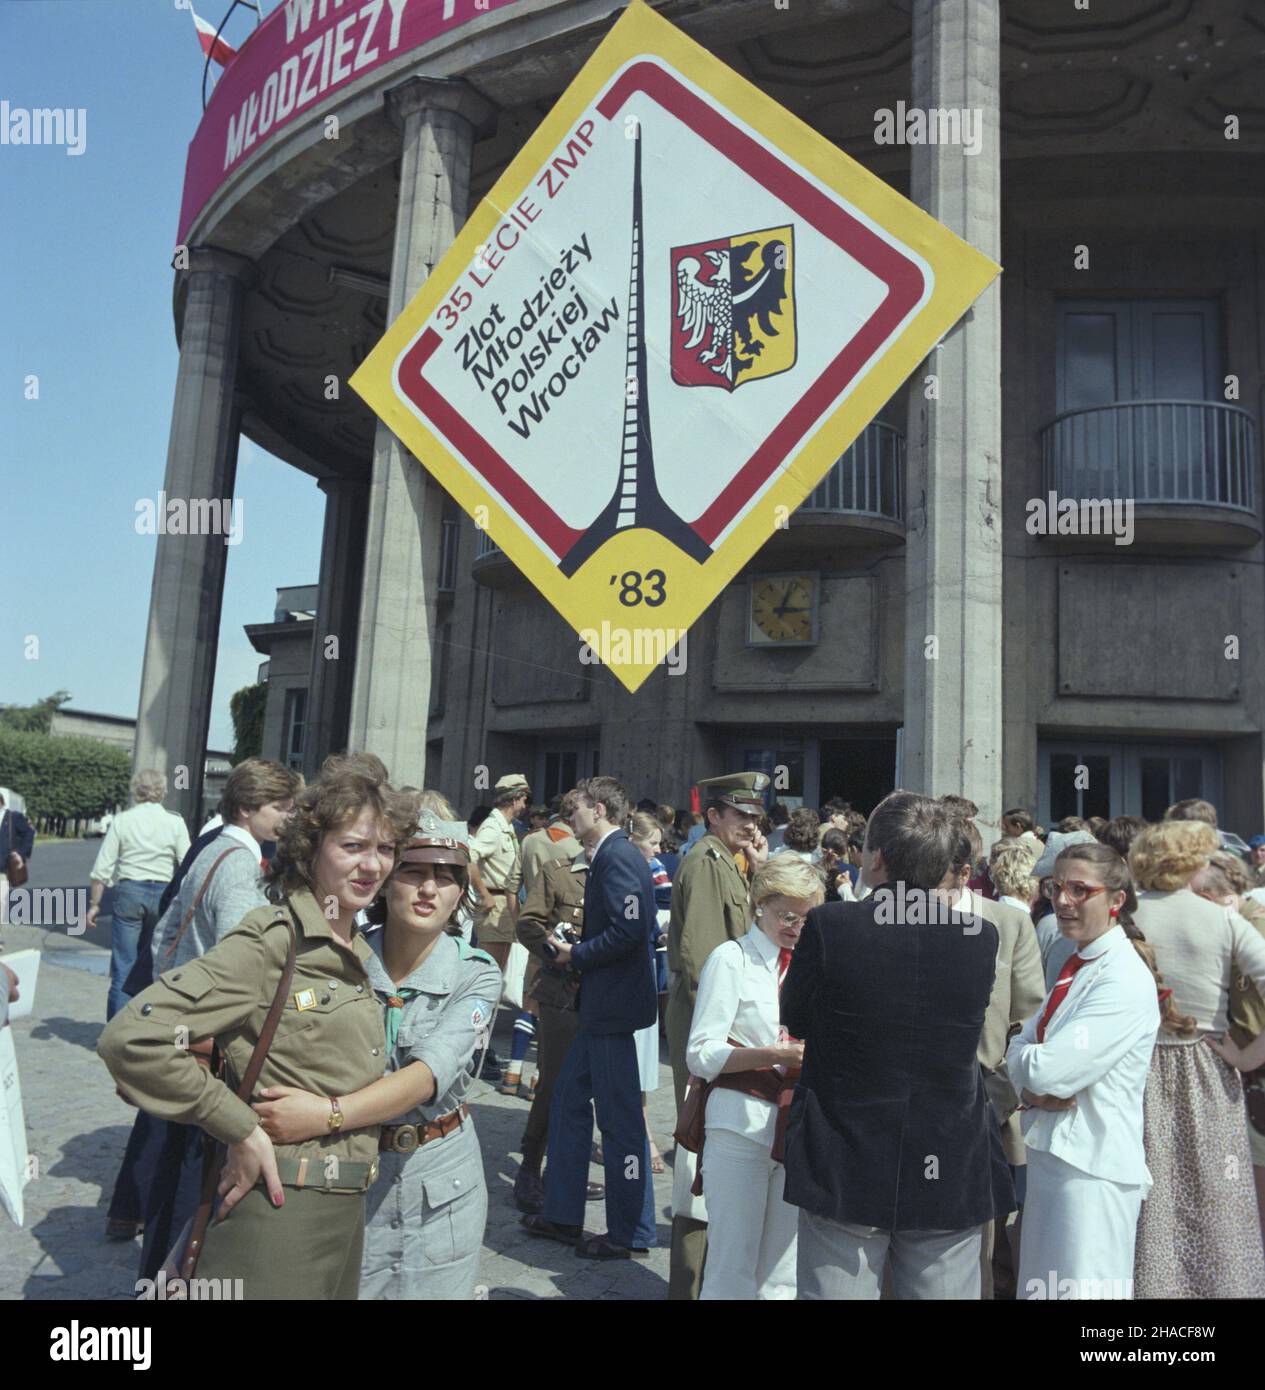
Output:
top-left (0, 843), bottom-right (675, 1300)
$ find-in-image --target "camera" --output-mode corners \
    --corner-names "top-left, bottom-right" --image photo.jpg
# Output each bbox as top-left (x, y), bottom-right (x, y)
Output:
top-left (540, 924), bottom-right (580, 960)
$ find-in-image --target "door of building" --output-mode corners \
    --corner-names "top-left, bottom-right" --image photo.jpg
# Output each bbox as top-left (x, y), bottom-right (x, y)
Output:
top-left (1038, 740), bottom-right (1222, 826)
top-left (535, 739), bottom-right (601, 804)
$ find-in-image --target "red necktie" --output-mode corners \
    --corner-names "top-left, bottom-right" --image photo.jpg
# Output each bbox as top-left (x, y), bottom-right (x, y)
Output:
top-left (777, 947), bottom-right (793, 991)
top-left (1036, 952), bottom-right (1088, 1042)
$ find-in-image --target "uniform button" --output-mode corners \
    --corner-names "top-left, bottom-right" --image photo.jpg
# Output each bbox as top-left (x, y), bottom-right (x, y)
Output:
top-left (391, 1217), bottom-right (401, 1228)
top-left (371, 1048), bottom-right (380, 1057)
top-left (328, 980), bottom-right (339, 990)
top-left (320, 994), bottom-right (330, 1005)
top-left (172, 974), bottom-right (182, 981)
top-left (356, 985), bottom-right (364, 993)
top-left (141, 1004), bottom-right (152, 1016)
top-left (452, 1179), bottom-right (461, 1189)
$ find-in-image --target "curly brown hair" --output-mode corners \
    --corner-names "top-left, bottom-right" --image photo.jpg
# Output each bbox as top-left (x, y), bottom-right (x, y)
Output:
top-left (264, 772), bottom-right (418, 904)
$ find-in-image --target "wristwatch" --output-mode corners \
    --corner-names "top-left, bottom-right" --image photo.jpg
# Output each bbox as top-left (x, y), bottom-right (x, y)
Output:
top-left (327, 1096), bottom-right (344, 1133)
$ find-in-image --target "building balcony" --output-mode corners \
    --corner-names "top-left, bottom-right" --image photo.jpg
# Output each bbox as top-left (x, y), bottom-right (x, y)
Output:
top-left (1038, 400), bottom-right (1262, 548)
top-left (471, 526), bottom-right (520, 588)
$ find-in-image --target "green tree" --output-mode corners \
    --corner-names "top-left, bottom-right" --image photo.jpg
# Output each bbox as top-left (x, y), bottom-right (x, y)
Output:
top-left (0, 690), bottom-right (72, 735)
top-left (230, 683), bottom-right (267, 763)
top-left (0, 727), bottom-right (129, 821)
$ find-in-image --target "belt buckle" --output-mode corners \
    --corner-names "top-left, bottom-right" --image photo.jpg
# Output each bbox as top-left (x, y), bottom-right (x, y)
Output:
top-left (392, 1124), bottom-right (420, 1154)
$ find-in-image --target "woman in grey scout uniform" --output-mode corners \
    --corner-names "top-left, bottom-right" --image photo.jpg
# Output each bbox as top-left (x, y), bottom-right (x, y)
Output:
top-left (253, 812), bottom-right (501, 1300)
top-left (98, 772), bottom-right (418, 1300)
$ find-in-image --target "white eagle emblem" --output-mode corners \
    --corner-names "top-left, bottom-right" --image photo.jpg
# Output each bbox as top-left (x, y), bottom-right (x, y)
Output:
top-left (674, 248), bottom-right (735, 381)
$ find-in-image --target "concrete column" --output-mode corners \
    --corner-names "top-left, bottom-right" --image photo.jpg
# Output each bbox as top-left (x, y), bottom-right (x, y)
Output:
top-left (901, 0), bottom-right (1003, 823)
top-left (133, 248), bottom-right (254, 830)
top-left (347, 78), bottom-right (494, 786)
top-left (302, 476), bottom-right (370, 778)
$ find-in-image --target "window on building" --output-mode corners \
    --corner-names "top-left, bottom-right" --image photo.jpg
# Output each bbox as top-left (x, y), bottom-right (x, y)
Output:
top-left (1055, 299), bottom-right (1226, 499)
top-left (1057, 299), bottom-right (1222, 413)
top-left (283, 688), bottom-right (307, 771)
top-left (1038, 740), bottom-right (1221, 826)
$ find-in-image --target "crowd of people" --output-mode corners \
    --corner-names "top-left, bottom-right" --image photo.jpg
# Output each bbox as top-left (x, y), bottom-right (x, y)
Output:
top-left (7, 758), bottom-right (1265, 1301)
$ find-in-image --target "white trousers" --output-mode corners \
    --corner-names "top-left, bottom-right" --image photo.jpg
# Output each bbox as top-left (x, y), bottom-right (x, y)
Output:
top-left (699, 1127), bottom-right (797, 1300)
top-left (1019, 1147), bottom-right (1144, 1300)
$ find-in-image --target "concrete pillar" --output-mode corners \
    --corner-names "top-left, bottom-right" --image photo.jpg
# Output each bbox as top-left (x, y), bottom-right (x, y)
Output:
top-left (133, 248), bottom-right (254, 830)
top-left (901, 0), bottom-right (1003, 823)
top-left (302, 476), bottom-right (369, 777)
top-left (347, 78), bottom-right (494, 786)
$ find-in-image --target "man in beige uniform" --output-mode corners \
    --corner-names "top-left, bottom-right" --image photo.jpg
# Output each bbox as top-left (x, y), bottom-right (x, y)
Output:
top-left (469, 774), bottom-right (530, 971)
top-left (665, 770), bottom-right (769, 1299)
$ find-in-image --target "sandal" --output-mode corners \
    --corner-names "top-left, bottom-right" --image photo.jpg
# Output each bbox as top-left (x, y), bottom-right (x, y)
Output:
top-left (650, 1145), bottom-right (665, 1175)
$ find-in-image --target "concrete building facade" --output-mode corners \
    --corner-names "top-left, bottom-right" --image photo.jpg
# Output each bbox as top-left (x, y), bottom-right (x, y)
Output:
top-left (142, 0), bottom-right (1265, 834)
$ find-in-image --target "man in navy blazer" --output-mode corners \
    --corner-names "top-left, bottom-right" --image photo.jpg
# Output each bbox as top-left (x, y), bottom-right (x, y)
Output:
top-left (523, 776), bottom-right (659, 1259)
top-left (782, 790), bottom-right (1012, 1299)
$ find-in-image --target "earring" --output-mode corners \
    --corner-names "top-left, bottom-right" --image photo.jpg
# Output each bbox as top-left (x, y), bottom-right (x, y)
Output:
top-left (755, 908), bottom-right (764, 917)
top-left (1109, 907), bottom-right (1119, 918)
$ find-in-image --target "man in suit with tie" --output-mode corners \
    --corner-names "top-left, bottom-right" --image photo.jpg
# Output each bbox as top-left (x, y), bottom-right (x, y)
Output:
top-left (522, 776), bottom-right (659, 1260)
top-left (782, 790), bottom-right (1012, 1299)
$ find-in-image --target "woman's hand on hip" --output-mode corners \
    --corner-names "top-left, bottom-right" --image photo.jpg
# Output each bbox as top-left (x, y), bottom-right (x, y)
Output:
top-left (1020, 1088), bottom-right (1076, 1112)
top-left (252, 1085), bottom-right (331, 1144)
top-left (217, 1125), bottom-right (283, 1218)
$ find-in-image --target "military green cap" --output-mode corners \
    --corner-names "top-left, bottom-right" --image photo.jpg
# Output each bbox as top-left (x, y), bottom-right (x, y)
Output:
top-left (698, 770), bottom-right (770, 814)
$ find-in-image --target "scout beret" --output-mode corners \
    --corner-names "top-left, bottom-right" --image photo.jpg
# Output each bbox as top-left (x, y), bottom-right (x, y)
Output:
top-left (698, 770), bottom-right (770, 814)
top-left (398, 810), bottom-right (471, 866)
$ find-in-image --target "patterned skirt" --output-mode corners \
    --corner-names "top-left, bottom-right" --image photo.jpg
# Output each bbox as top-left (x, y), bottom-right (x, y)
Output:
top-left (1133, 1040), bottom-right (1265, 1297)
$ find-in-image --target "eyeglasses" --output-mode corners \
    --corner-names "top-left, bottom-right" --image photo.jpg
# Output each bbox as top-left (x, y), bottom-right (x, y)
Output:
top-left (770, 910), bottom-right (807, 928)
top-left (1042, 879), bottom-right (1110, 904)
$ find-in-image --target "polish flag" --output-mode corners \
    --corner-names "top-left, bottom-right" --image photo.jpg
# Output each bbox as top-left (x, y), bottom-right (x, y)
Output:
top-left (190, 6), bottom-right (238, 68)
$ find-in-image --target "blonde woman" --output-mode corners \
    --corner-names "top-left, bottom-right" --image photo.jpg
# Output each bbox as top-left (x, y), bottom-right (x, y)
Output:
top-left (1130, 819), bottom-right (1265, 1297)
top-left (990, 840), bottom-right (1041, 916)
top-left (686, 855), bottom-right (824, 1300)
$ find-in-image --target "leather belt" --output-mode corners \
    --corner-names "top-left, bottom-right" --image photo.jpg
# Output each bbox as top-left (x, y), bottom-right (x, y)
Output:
top-left (272, 1155), bottom-right (379, 1192)
top-left (380, 1104), bottom-right (469, 1154)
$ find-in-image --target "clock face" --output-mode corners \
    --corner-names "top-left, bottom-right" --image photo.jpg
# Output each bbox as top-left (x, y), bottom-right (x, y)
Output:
top-left (750, 574), bottom-right (816, 644)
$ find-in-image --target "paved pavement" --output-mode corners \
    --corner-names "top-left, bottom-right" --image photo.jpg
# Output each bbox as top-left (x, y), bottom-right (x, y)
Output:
top-left (0, 840), bottom-right (676, 1300)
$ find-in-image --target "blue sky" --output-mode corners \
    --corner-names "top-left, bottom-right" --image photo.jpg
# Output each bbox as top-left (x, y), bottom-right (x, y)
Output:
top-left (1, 0), bottom-right (323, 751)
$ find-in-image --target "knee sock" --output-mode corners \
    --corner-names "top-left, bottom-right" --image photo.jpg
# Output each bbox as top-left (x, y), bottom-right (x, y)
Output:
top-left (506, 1010), bottom-right (537, 1076)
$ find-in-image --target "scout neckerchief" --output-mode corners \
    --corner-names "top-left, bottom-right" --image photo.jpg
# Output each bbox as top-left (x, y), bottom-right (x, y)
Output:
top-left (383, 987), bottom-right (424, 1052)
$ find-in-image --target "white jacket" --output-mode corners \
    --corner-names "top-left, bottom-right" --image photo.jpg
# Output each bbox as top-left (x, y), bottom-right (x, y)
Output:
top-left (1005, 925), bottom-right (1159, 1188)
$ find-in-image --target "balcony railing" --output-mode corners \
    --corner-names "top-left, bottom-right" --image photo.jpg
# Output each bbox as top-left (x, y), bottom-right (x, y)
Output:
top-left (1039, 400), bottom-right (1258, 513)
top-left (474, 528), bottom-right (501, 561)
top-left (798, 420), bottom-right (905, 524)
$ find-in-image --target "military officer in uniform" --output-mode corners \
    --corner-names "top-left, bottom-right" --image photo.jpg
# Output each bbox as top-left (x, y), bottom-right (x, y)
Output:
top-left (254, 813), bottom-right (501, 1299)
top-left (666, 770), bottom-right (770, 1299)
top-left (97, 772), bottom-right (417, 1299)
top-left (469, 774), bottom-right (529, 971)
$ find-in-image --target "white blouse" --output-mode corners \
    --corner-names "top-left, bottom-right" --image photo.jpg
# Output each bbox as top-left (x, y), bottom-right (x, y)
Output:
top-left (686, 925), bottom-right (785, 1148)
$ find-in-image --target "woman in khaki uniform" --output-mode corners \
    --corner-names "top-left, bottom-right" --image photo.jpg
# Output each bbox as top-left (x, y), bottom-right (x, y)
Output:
top-left (98, 772), bottom-right (416, 1300)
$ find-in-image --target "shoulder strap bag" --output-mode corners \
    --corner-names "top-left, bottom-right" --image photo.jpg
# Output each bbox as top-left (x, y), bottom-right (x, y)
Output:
top-left (156, 902), bottom-right (300, 1285)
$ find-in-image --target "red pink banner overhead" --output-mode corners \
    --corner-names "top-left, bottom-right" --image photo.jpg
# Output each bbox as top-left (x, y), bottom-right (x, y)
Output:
top-left (178, 0), bottom-right (520, 242)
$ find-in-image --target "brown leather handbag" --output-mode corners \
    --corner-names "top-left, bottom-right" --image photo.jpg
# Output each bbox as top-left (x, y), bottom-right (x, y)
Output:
top-left (158, 906), bottom-right (299, 1283)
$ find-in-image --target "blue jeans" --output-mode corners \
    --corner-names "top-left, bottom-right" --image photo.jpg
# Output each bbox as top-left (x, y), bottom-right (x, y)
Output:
top-left (107, 879), bottom-right (166, 1020)
top-left (543, 1029), bottom-right (656, 1249)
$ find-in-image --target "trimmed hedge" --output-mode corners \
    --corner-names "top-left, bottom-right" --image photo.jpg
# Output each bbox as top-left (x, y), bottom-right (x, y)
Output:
top-left (0, 727), bottom-right (130, 821)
